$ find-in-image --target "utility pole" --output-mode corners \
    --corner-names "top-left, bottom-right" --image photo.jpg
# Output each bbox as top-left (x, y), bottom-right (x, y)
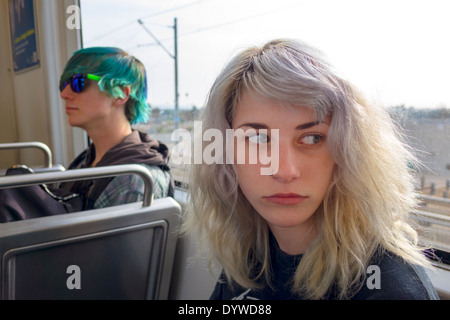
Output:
top-left (173, 17), bottom-right (179, 131)
top-left (138, 17), bottom-right (179, 130)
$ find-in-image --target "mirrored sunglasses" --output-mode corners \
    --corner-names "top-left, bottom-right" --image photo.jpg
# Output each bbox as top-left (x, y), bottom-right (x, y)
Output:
top-left (59, 73), bottom-right (101, 93)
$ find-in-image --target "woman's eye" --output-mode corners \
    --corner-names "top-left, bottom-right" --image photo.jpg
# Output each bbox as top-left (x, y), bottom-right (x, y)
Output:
top-left (300, 134), bottom-right (323, 145)
top-left (248, 133), bottom-right (269, 144)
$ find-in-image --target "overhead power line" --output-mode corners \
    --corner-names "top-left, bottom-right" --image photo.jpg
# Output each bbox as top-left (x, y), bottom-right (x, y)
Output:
top-left (138, 19), bottom-right (174, 58)
top-left (136, 2), bottom-right (303, 47)
top-left (138, 18), bottom-right (180, 131)
top-left (85, 0), bottom-right (212, 44)
top-left (137, 0), bottom-right (211, 22)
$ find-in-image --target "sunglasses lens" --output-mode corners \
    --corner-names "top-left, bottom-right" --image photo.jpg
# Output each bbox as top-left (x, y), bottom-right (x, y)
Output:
top-left (71, 75), bottom-right (85, 93)
top-left (60, 74), bottom-right (87, 93)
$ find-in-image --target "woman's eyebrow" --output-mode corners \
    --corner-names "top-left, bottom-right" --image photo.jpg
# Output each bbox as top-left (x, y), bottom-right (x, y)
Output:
top-left (295, 121), bottom-right (323, 130)
top-left (236, 121), bottom-right (325, 130)
top-left (235, 123), bottom-right (268, 130)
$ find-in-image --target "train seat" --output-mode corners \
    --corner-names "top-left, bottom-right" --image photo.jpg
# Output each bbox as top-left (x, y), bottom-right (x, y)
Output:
top-left (0, 164), bottom-right (181, 300)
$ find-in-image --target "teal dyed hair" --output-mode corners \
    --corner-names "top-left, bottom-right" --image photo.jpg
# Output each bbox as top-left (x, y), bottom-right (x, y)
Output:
top-left (60, 47), bottom-right (149, 124)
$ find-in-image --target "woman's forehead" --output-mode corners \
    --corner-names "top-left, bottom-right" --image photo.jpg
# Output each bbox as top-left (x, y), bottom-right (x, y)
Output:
top-left (233, 91), bottom-right (329, 122)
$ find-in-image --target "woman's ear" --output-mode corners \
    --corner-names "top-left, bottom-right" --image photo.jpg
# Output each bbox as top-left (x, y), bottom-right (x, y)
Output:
top-left (113, 86), bottom-right (131, 106)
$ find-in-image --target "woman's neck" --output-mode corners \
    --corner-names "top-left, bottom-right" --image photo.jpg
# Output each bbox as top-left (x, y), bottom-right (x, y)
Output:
top-left (269, 219), bottom-right (318, 255)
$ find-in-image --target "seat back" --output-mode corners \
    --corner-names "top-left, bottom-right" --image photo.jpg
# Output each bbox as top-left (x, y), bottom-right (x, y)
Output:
top-left (0, 141), bottom-right (53, 169)
top-left (0, 165), bottom-right (180, 299)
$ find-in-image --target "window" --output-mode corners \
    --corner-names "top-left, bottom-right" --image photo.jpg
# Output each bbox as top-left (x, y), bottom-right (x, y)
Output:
top-left (389, 106), bottom-right (450, 255)
top-left (80, 0), bottom-right (449, 257)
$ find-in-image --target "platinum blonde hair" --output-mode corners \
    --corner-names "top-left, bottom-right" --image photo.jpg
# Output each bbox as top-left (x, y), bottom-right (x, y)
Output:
top-left (183, 39), bottom-right (428, 299)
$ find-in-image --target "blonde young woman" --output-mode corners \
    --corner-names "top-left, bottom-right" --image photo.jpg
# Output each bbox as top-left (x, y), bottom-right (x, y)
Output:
top-left (184, 39), bottom-right (438, 300)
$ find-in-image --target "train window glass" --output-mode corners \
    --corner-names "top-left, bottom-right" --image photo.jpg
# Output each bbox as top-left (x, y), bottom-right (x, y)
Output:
top-left (389, 106), bottom-right (450, 256)
top-left (79, 0), bottom-right (449, 255)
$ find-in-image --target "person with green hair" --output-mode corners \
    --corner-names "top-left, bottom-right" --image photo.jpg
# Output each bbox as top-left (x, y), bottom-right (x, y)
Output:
top-left (59, 47), bottom-right (173, 210)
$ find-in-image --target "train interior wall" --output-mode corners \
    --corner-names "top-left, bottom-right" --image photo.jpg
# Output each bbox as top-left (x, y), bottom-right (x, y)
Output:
top-left (0, 0), bottom-right (85, 171)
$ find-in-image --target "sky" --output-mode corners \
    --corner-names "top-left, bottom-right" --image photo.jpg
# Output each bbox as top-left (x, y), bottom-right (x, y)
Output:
top-left (80, 0), bottom-right (450, 110)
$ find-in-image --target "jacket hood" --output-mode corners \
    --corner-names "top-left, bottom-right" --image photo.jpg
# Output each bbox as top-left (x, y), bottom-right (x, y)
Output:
top-left (88, 130), bottom-right (171, 170)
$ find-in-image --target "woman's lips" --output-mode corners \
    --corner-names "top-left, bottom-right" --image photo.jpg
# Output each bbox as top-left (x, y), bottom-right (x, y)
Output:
top-left (263, 193), bottom-right (308, 205)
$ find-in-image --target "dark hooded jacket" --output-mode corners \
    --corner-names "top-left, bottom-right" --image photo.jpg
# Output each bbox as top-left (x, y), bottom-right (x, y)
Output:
top-left (61, 130), bottom-right (174, 210)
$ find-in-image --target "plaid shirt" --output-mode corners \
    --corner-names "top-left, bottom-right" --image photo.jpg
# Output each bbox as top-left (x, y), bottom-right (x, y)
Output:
top-left (93, 164), bottom-right (171, 209)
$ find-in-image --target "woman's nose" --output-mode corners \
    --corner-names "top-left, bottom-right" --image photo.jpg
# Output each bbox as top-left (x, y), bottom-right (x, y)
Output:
top-left (271, 142), bottom-right (300, 183)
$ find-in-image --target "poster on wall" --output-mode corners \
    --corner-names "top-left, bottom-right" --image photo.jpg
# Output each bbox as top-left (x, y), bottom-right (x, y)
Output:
top-left (8, 0), bottom-right (40, 73)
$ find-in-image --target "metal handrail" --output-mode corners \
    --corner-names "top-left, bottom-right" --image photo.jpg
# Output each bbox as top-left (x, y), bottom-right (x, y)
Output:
top-left (0, 142), bottom-right (52, 168)
top-left (412, 209), bottom-right (450, 226)
top-left (418, 194), bottom-right (450, 206)
top-left (0, 164), bottom-right (154, 207)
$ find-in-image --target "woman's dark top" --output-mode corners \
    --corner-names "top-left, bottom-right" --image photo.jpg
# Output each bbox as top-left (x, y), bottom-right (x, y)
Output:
top-left (210, 235), bottom-right (439, 300)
